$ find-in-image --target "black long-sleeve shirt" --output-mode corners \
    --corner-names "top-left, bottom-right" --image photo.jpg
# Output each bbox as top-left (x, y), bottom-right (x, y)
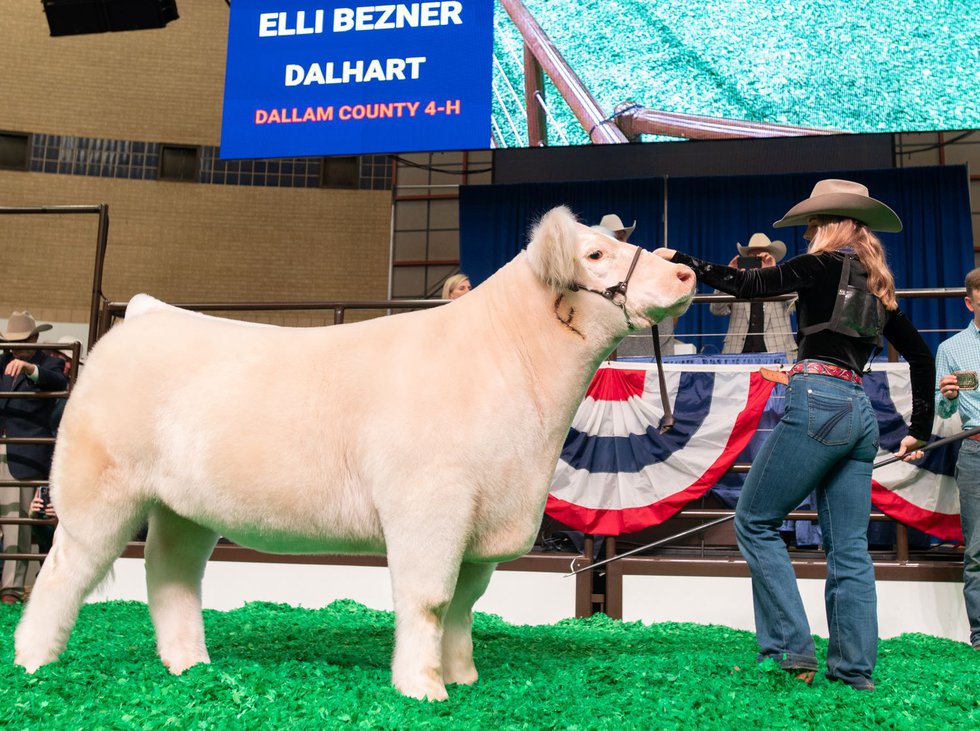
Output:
top-left (673, 251), bottom-right (936, 440)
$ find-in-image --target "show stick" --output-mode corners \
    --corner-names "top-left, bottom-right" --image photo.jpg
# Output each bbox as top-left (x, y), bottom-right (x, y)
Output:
top-left (871, 424), bottom-right (980, 468)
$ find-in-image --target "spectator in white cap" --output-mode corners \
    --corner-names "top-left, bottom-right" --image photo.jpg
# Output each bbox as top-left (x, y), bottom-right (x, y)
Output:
top-left (1, 311), bottom-right (67, 604)
top-left (46, 335), bottom-right (83, 378)
top-left (709, 233), bottom-right (798, 360)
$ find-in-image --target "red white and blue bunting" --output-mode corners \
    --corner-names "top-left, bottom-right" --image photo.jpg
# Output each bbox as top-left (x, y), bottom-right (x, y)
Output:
top-left (546, 362), bottom-right (963, 541)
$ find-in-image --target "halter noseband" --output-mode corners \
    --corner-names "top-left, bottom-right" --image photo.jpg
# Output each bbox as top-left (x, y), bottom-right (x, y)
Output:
top-left (570, 245), bottom-right (644, 330)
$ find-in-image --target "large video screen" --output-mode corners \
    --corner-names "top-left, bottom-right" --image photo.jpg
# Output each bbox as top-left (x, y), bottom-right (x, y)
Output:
top-left (220, 0), bottom-right (979, 158)
top-left (490, 0), bottom-right (980, 148)
top-left (221, 0), bottom-right (494, 159)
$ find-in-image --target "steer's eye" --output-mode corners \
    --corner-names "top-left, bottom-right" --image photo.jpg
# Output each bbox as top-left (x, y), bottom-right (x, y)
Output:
top-left (587, 251), bottom-right (603, 261)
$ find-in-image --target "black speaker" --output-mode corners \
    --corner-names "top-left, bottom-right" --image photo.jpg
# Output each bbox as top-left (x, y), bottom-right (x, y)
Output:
top-left (42, 0), bottom-right (179, 37)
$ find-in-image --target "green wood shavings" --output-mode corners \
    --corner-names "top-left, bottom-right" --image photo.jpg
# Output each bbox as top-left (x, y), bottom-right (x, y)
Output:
top-left (1, 601), bottom-right (976, 729)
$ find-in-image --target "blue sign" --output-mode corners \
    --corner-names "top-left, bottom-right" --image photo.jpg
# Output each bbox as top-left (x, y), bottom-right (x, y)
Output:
top-left (220, 1), bottom-right (493, 159)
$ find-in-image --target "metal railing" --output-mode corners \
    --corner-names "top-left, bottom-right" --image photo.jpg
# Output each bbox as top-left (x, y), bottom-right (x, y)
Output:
top-left (0, 205), bottom-right (109, 353)
top-left (498, 0), bottom-right (845, 146)
top-left (3, 290), bottom-right (967, 618)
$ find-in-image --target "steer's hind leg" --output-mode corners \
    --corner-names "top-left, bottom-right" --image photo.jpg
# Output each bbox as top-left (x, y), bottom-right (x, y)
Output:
top-left (442, 561), bottom-right (496, 686)
top-left (144, 505), bottom-right (218, 674)
top-left (14, 472), bottom-right (147, 672)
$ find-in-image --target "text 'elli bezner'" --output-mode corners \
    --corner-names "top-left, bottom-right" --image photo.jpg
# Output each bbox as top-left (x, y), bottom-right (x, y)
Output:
top-left (258, 2), bottom-right (464, 36)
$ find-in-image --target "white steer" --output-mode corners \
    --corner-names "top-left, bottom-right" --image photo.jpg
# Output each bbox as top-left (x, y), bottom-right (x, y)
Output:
top-left (15, 205), bottom-right (695, 700)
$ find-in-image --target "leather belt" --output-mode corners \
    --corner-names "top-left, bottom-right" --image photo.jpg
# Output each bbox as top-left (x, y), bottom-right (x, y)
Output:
top-left (759, 362), bottom-right (863, 386)
top-left (789, 361), bottom-right (863, 385)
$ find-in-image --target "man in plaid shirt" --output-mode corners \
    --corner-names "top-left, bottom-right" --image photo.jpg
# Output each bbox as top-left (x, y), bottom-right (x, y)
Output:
top-left (936, 267), bottom-right (980, 649)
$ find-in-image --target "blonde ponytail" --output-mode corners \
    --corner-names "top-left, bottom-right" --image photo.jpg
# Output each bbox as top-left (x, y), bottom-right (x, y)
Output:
top-left (808, 217), bottom-right (897, 310)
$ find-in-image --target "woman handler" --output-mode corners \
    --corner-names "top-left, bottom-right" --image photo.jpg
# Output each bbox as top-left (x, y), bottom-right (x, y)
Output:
top-left (656, 179), bottom-right (935, 690)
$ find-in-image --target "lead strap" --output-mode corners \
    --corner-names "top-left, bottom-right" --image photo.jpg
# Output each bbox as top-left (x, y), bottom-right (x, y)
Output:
top-left (651, 324), bottom-right (674, 433)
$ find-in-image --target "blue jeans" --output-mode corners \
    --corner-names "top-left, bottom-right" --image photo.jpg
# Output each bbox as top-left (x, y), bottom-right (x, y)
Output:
top-left (955, 439), bottom-right (980, 647)
top-left (735, 367), bottom-right (880, 688)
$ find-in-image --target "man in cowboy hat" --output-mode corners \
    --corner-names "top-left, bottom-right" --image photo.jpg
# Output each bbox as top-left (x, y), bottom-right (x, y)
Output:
top-left (596, 213), bottom-right (637, 243)
top-left (709, 233), bottom-right (798, 360)
top-left (1, 311), bottom-right (67, 604)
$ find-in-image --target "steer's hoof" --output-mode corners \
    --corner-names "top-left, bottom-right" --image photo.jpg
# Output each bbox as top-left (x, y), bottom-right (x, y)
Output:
top-left (14, 651), bottom-right (57, 674)
top-left (393, 669), bottom-right (449, 702)
top-left (443, 662), bottom-right (478, 686)
top-left (161, 653), bottom-right (210, 675)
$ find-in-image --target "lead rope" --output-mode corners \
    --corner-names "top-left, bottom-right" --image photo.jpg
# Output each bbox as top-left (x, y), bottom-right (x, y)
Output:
top-left (651, 324), bottom-right (674, 433)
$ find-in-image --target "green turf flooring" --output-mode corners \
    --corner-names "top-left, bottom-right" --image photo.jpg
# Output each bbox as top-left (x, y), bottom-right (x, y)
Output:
top-left (1, 600), bottom-right (976, 729)
top-left (492, 0), bottom-right (980, 147)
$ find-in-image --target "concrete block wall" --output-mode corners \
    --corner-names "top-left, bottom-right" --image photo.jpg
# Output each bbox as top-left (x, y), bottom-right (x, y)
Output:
top-left (1, 3), bottom-right (392, 330)
top-left (0, 171), bottom-right (391, 328)
top-left (3, 3), bottom-right (230, 144)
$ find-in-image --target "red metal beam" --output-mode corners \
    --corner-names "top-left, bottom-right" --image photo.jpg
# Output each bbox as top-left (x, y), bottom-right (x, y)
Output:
top-left (499, 0), bottom-right (628, 144)
top-left (616, 104), bottom-right (846, 140)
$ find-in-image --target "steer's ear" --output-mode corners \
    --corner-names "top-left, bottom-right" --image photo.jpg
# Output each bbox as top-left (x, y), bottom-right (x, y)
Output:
top-left (526, 206), bottom-right (580, 290)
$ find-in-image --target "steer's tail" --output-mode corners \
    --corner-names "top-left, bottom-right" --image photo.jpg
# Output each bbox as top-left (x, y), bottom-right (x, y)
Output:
top-left (125, 292), bottom-right (170, 319)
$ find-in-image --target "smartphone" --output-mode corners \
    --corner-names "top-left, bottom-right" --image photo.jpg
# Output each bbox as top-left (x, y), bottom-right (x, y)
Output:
top-left (737, 256), bottom-right (762, 269)
top-left (33, 486), bottom-right (50, 519)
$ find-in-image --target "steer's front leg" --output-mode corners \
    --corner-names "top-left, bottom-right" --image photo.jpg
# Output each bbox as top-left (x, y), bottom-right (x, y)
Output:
top-left (384, 537), bottom-right (465, 700)
top-left (442, 560), bottom-right (496, 685)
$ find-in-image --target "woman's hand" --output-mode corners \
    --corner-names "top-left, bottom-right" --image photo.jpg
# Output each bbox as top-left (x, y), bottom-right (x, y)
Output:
top-left (654, 248), bottom-right (677, 261)
top-left (895, 435), bottom-right (927, 462)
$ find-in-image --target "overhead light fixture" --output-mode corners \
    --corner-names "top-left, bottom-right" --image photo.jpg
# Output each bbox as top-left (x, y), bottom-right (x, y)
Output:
top-left (42, 0), bottom-right (179, 37)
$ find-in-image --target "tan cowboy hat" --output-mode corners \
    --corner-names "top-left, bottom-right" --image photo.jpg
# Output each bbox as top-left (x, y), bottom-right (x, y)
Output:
top-left (0, 311), bottom-right (52, 342)
top-left (737, 232), bottom-right (787, 262)
top-left (598, 214), bottom-right (636, 241)
top-left (773, 179), bottom-right (902, 232)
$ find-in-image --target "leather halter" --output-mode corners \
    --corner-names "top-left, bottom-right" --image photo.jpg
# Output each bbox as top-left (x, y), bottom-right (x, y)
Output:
top-left (570, 245), bottom-right (644, 330)
top-left (570, 244), bottom-right (676, 433)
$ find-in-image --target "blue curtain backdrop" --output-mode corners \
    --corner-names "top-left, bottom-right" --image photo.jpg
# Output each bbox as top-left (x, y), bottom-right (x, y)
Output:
top-left (458, 177), bottom-right (666, 284)
top-left (460, 165), bottom-right (973, 354)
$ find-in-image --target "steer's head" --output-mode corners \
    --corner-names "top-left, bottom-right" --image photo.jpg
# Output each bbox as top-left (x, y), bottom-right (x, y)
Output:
top-left (526, 206), bottom-right (696, 330)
